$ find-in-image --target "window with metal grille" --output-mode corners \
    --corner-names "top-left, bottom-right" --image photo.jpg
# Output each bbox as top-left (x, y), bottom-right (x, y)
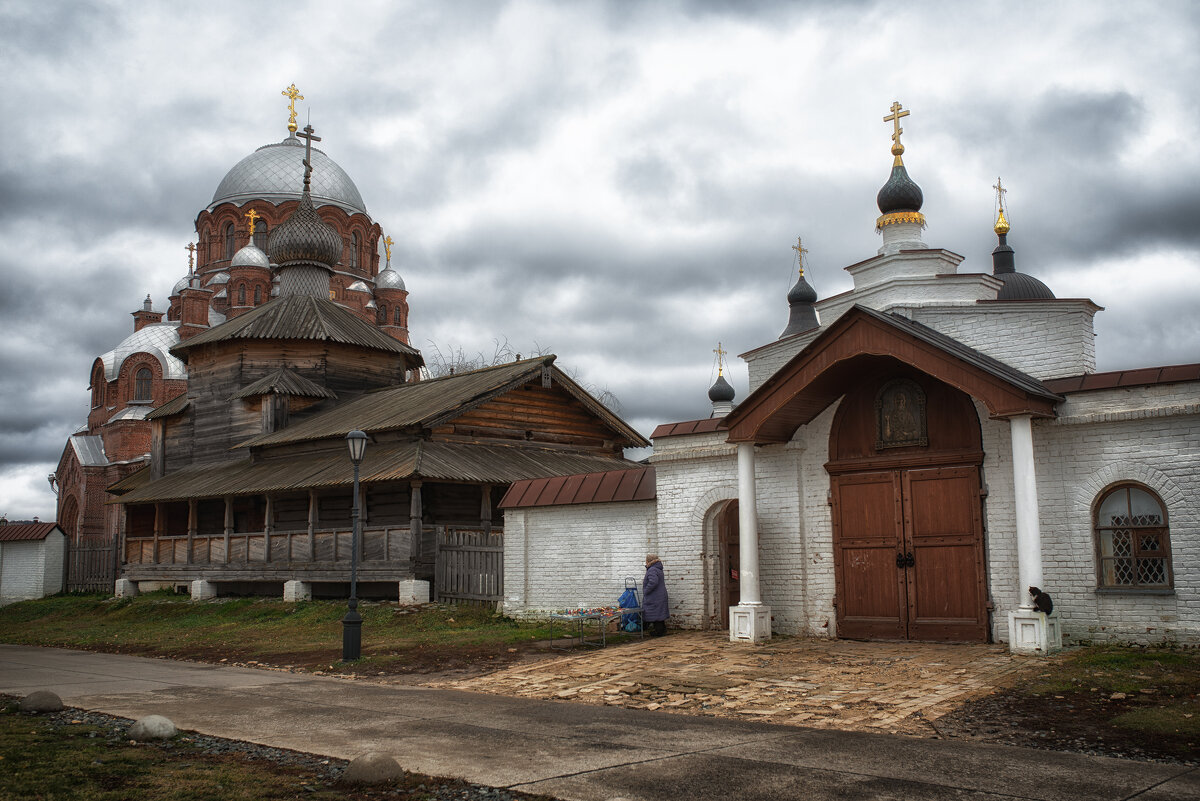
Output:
top-left (134, 367), bottom-right (153, 402)
top-left (253, 219), bottom-right (267, 250)
top-left (1095, 484), bottom-right (1172, 589)
top-left (254, 285), bottom-right (262, 304)
top-left (224, 223), bottom-right (236, 259)
top-left (350, 232), bottom-right (360, 268)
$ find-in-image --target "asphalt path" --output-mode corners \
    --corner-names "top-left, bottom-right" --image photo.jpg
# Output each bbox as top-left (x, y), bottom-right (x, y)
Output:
top-left (2, 645), bottom-right (1196, 800)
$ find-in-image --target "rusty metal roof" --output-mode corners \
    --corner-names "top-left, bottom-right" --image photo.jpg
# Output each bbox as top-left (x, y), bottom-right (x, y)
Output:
top-left (499, 466), bottom-right (655, 509)
top-left (146, 392), bottom-right (190, 421)
top-left (111, 440), bottom-right (639, 504)
top-left (0, 522), bottom-right (64, 542)
top-left (171, 294), bottom-right (422, 362)
top-left (232, 368), bottom-right (337, 400)
top-left (1043, 363), bottom-right (1200, 394)
top-left (237, 355), bottom-right (648, 450)
top-left (650, 418), bottom-right (725, 439)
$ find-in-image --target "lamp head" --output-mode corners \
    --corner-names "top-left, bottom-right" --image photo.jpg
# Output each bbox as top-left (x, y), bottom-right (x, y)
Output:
top-left (346, 430), bottom-right (368, 464)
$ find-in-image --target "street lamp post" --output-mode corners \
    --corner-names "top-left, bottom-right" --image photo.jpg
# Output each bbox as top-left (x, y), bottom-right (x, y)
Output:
top-left (343, 430), bottom-right (368, 661)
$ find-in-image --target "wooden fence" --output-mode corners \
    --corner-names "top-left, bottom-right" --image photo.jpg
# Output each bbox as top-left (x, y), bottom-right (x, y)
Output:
top-left (123, 526), bottom-right (411, 567)
top-left (67, 537), bottom-right (117, 592)
top-left (434, 527), bottom-right (504, 606)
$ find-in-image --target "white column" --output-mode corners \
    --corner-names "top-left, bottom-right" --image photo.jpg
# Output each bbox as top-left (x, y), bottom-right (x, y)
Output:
top-left (730, 442), bottom-right (770, 642)
top-left (1009, 414), bottom-right (1043, 603)
top-left (737, 443), bottom-right (762, 605)
top-left (1006, 414), bottom-right (1060, 654)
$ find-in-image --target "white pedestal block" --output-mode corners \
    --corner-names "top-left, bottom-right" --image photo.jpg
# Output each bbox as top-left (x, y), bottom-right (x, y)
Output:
top-left (729, 604), bottom-right (772, 643)
top-left (283, 580), bottom-right (312, 602)
top-left (398, 579), bottom-right (431, 604)
top-left (114, 578), bottom-right (139, 598)
top-left (189, 580), bottom-right (217, 601)
top-left (1007, 609), bottom-right (1062, 654)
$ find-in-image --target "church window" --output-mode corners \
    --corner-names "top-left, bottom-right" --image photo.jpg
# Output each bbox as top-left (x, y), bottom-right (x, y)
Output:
top-left (224, 223), bottom-right (236, 259)
top-left (350, 232), bottom-right (360, 268)
top-left (238, 284), bottom-right (247, 305)
top-left (91, 368), bottom-right (105, 408)
top-left (377, 304), bottom-right (387, 325)
top-left (134, 367), bottom-right (153, 402)
top-left (254, 285), bottom-right (262, 304)
top-left (1095, 484), bottom-right (1172, 590)
top-left (253, 219), bottom-right (267, 250)
top-left (394, 306), bottom-right (403, 326)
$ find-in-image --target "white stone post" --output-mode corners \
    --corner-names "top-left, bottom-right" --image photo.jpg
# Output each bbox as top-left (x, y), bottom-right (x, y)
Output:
top-left (730, 442), bottom-right (770, 642)
top-left (1006, 414), bottom-right (1061, 654)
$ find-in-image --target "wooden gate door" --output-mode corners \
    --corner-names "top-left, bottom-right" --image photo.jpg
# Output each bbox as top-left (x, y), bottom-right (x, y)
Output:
top-left (832, 466), bottom-right (987, 642)
top-left (718, 500), bottom-right (740, 627)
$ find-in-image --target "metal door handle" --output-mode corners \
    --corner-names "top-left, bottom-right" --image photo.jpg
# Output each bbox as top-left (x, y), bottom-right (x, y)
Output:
top-left (905, 551), bottom-right (915, 567)
top-left (896, 551), bottom-right (905, 569)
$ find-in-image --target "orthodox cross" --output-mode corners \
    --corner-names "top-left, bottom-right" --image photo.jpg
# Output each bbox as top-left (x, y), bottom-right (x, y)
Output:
top-left (296, 123), bottom-right (322, 191)
top-left (185, 242), bottom-right (196, 274)
top-left (791, 236), bottom-right (808, 277)
top-left (714, 342), bottom-right (728, 376)
top-left (282, 83), bottom-right (304, 133)
top-left (244, 208), bottom-right (260, 240)
top-left (993, 176), bottom-right (1008, 216)
top-left (383, 235), bottom-right (394, 265)
top-left (883, 101), bottom-right (909, 149)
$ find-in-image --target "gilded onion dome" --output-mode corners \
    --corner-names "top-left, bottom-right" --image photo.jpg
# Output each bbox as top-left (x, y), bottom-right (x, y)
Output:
top-left (991, 179), bottom-right (1054, 300)
top-left (876, 101), bottom-right (926, 230)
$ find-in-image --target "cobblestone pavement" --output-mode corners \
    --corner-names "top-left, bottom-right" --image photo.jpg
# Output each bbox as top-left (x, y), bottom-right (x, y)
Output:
top-left (425, 632), bottom-right (1054, 736)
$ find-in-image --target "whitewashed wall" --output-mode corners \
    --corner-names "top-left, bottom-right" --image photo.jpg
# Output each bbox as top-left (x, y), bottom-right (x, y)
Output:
top-left (502, 501), bottom-right (657, 616)
top-left (0, 533), bottom-right (65, 605)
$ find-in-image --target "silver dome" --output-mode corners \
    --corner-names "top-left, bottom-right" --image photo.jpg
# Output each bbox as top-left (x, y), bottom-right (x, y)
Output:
top-left (376, 268), bottom-right (405, 290)
top-left (347, 279), bottom-right (371, 293)
top-left (208, 271), bottom-right (230, 285)
top-left (170, 275), bottom-right (190, 296)
top-left (365, 299), bottom-right (378, 309)
top-left (209, 135), bottom-right (368, 215)
top-left (231, 244), bottom-right (270, 269)
top-left (98, 323), bottom-right (187, 381)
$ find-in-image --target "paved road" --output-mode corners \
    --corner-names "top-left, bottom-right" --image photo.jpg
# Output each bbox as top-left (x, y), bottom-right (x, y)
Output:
top-left (2, 645), bottom-right (1196, 800)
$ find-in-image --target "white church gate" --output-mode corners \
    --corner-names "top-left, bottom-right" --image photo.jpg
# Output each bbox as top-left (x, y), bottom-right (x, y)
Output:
top-left (434, 527), bottom-right (504, 606)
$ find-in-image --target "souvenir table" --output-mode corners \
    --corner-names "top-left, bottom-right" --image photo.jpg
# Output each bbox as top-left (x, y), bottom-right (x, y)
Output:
top-left (549, 605), bottom-right (643, 649)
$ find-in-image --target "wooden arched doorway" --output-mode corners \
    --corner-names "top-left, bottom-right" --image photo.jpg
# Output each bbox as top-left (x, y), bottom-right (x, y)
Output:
top-left (828, 367), bottom-right (990, 642)
top-left (717, 499), bottom-right (740, 627)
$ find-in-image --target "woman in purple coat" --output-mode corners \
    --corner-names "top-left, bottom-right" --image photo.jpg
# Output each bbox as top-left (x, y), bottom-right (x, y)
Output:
top-left (642, 554), bottom-right (669, 636)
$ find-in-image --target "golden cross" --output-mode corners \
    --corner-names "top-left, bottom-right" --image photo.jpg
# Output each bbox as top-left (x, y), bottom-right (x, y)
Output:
top-left (244, 208), bottom-right (260, 233)
top-left (791, 236), bottom-right (808, 277)
top-left (383, 235), bottom-right (394, 264)
top-left (185, 242), bottom-right (196, 272)
top-left (883, 100), bottom-right (909, 148)
top-left (714, 342), bottom-right (727, 376)
top-left (282, 83), bottom-right (304, 133)
top-left (993, 177), bottom-right (1007, 215)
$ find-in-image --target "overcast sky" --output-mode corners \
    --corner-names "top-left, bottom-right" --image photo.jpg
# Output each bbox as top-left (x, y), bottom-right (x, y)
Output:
top-left (1, 0), bottom-right (1198, 521)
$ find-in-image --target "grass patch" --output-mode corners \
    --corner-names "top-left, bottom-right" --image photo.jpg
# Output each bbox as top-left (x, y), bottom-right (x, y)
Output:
top-left (0, 594), bottom-right (555, 674)
top-left (1024, 646), bottom-right (1200, 696)
top-left (1111, 702), bottom-right (1200, 738)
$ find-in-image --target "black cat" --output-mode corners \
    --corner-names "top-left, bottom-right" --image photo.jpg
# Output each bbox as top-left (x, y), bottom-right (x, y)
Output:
top-left (1028, 586), bottom-right (1054, 615)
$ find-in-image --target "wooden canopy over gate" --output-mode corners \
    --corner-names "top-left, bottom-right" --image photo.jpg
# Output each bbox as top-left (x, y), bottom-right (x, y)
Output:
top-left (723, 305), bottom-right (1061, 444)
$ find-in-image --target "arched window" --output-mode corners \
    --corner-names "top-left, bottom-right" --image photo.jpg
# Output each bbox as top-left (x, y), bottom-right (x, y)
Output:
top-left (253, 219), bottom-right (267, 250)
top-left (254, 285), bottom-right (262, 304)
top-left (224, 223), bottom-right (236, 259)
top-left (134, 367), bottom-right (153, 401)
top-left (1095, 484), bottom-right (1172, 589)
top-left (350, 232), bottom-right (360, 268)
top-left (394, 306), bottom-right (403, 326)
top-left (91, 367), bottom-right (105, 408)
top-left (377, 304), bottom-right (387, 325)
top-left (238, 284), bottom-right (247, 305)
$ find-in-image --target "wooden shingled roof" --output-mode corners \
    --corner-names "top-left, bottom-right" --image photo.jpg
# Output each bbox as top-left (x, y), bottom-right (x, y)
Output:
top-left (499, 465), bottom-right (655, 509)
top-left (236, 355), bottom-right (649, 450)
top-left (146, 392), bottom-right (190, 421)
top-left (231, 367), bottom-right (337, 400)
top-left (170, 294), bottom-right (422, 362)
top-left (109, 441), bottom-right (642, 504)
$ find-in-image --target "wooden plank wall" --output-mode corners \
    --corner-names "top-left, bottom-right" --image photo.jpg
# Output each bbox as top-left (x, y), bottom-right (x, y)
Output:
top-left (435, 527), bottom-right (504, 606)
top-left (435, 384), bottom-right (617, 453)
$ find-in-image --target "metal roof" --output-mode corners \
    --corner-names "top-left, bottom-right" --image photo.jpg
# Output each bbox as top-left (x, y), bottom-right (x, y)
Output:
top-left (1044, 363), bottom-right (1200, 394)
top-left (499, 466), bottom-right (656, 509)
top-left (70, 435), bottom-right (108, 467)
top-left (209, 135), bottom-right (368, 215)
top-left (0, 522), bottom-right (64, 542)
top-left (238, 356), bottom-right (648, 450)
top-left (650, 418), bottom-right (725, 439)
top-left (110, 440), bottom-right (639, 504)
top-left (146, 392), bottom-right (190, 421)
top-left (170, 294), bottom-right (423, 362)
top-left (98, 322), bottom-right (187, 382)
top-left (232, 368), bottom-right (337, 400)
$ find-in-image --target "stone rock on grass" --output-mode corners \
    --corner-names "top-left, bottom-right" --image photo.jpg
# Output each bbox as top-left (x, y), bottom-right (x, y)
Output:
top-left (339, 752), bottom-right (405, 785)
top-left (128, 715), bottom-right (177, 740)
top-left (19, 691), bottom-right (63, 714)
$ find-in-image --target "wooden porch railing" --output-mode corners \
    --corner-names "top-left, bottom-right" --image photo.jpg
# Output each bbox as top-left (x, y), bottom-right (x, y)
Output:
top-left (123, 526), bottom-right (411, 566)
